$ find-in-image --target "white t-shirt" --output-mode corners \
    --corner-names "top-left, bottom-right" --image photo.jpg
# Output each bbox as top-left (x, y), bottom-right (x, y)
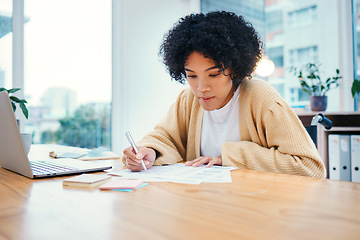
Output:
top-left (200, 86), bottom-right (240, 157)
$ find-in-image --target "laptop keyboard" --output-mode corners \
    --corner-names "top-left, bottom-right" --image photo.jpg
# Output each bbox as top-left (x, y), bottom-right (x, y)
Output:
top-left (30, 161), bottom-right (77, 175)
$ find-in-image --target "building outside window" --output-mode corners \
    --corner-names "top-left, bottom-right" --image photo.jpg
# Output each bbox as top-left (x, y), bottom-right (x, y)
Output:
top-left (0, 0), bottom-right (112, 149)
top-left (22, 0), bottom-right (112, 149)
top-left (289, 46), bottom-right (318, 66)
top-left (288, 5), bottom-right (317, 29)
top-left (201, 0), bottom-right (347, 111)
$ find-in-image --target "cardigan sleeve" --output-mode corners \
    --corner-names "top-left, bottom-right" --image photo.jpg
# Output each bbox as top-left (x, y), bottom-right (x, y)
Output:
top-left (133, 89), bottom-right (192, 166)
top-left (221, 97), bottom-right (326, 178)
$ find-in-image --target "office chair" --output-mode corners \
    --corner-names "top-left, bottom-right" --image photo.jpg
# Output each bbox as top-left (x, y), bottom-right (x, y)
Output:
top-left (305, 113), bottom-right (332, 147)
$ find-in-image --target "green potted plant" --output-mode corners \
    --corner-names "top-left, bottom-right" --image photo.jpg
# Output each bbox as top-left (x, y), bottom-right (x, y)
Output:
top-left (0, 87), bottom-right (31, 154)
top-left (0, 87), bottom-right (28, 119)
top-left (290, 63), bottom-right (342, 111)
top-left (352, 79), bottom-right (360, 111)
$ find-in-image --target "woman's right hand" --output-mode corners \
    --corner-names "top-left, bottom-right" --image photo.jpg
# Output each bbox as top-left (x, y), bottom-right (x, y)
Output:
top-left (123, 146), bottom-right (156, 172)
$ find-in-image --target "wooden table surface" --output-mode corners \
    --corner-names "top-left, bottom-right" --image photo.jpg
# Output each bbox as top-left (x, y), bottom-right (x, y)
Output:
top-left (0, 145), bottom-right (359, 240)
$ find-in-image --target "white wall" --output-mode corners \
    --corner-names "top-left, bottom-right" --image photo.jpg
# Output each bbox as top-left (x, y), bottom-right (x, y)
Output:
top-left (112, 0), bottom-right (200, 153)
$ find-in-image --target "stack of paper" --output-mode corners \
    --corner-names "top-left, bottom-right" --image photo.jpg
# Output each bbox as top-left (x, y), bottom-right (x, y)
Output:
top-left (63, 174), bottom-right (111, 188)
top-left (99, 179), bottom-right (148, 192)
top-left (110, 163), bottom-right (237, 184)
top-left (52, 146), bottom-right (120, 160)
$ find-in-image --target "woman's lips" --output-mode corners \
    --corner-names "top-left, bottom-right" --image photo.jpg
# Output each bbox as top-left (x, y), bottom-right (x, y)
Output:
top-left (200, 96), bottom-right (214, 102)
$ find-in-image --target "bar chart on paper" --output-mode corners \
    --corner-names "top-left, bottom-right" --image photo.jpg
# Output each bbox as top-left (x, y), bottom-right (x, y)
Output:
top-left (110, 163), bottom-right (237, 184)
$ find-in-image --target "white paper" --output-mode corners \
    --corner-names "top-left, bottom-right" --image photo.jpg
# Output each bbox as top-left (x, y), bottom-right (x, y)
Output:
top-left (110, 163), bottom-right (236, 184)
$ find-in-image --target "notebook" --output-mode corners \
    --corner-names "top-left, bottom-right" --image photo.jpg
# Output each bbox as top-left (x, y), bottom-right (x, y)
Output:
top-left (0, 91), bottom-right (112, 179)
top-left (62, 174), bottom-right (112, 188)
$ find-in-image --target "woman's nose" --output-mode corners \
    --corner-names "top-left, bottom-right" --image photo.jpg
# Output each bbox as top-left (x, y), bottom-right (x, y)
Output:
top-left (198, 78), bottom-right (211, 93)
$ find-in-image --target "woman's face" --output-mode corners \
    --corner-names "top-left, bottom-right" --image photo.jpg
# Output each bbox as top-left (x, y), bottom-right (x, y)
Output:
top-left (185, 51), bottom-right (234, 111)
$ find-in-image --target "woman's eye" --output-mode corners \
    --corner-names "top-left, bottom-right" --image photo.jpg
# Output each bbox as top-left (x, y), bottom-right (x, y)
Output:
top-left (187, 75), bottom-right (197, 78)
top-left (209, 73), bottom-right (221, 77)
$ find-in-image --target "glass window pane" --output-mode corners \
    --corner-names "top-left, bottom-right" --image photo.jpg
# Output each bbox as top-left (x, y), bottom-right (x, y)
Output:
top-left (201, 0), bottom-right (266, 41)
top-left (268, 46), bottom-right (284, 67)
top-left (24, 0), bottom-right (111, 149)
top-left (201, 0), bottom-right (342, 111)
top-left (0, 0), bottom-right (13, 89)
top-left (288, 5), bottom-right (317, 28)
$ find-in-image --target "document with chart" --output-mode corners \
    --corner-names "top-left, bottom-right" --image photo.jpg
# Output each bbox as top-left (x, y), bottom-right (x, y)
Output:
top-left (110, 163), bottom-right (237, 184)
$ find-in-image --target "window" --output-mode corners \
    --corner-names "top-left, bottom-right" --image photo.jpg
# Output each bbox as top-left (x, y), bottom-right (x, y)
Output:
top-left (0, 1), bottom-right (13, 89)
top-left (288, 5), bottom-right (317, 29)
top-left (201, 0), bottom-right (266, 41)
top-left (289, 88), bottom-right (296, 102)
top-left (290, 87), bottom-right (309, 102)
top-left (271, 83), bottom-right (284, 97)
top-left (268, 46), bottom-right (284, 67)
top-left (289, 87), bottom-right (309, 109)
top-left (266, 10), bottom-right (282, 33)
top-left (7, 0), bottom-right (197, 153)
top-left (202, 0), bottom-right (346, 110)
top-left (23, 0), bottom-right (112, 149)
top-left (289, 46), bottom-right (318, 67)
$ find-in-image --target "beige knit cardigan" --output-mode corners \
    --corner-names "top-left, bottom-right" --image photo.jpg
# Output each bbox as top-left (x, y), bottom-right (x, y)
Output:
top-left (134, 78), bottom-right (326, 178)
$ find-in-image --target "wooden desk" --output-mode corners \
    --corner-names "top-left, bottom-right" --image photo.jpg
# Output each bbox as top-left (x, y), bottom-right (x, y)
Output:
top-left (1, 145), bottom-right (360, 239)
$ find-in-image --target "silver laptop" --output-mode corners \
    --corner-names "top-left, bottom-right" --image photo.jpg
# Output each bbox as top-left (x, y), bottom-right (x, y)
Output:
top-left (0, 91), bottom-right (112, 178)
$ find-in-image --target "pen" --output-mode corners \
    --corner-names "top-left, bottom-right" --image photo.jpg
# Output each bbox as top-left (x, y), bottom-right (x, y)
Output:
top-left (125, 131), bottom-right (147, 171)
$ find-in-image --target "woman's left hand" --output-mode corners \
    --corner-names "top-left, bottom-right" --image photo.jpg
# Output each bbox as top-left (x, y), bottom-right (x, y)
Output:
top-left (184, 155), bottom-right (222, 168)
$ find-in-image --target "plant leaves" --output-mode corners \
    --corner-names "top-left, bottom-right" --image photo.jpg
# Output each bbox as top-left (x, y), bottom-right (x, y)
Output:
top-left (352, 80), bottom-right (360, 97)
top-left (20, 102), bottom-right (29, 119)
top-left (311, 85), bottom-right (318, 93)
top-left (298, 70), bottom-right (303, 78)
top-left (300, 81), bottom-right (311, 93)
top-left (8, 88), bottom-right (20, 94)
top-left (11, 102), bottom-right (16, 112)
top-left (7, 92), bottom-right (28, 118)
top-left (290, 62), bottom-right (342, 96)
top-left (10, 96), bottom-right (22, 103)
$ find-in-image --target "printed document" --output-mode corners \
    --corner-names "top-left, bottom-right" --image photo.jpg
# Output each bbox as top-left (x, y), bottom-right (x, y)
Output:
top-left (110, 163), bottom-right (237, 184)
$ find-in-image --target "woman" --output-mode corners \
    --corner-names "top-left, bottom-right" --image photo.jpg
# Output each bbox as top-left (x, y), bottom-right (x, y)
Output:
top-left (123, 11), bottom-right (326, 178)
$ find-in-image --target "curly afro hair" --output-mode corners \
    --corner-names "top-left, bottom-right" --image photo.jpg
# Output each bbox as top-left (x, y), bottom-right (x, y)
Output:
top-left (159, 11), bottom-right (263, 87)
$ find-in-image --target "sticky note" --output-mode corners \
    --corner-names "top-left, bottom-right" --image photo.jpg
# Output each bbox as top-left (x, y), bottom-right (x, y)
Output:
top-left (99, 179), bottom-right (145, 190)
